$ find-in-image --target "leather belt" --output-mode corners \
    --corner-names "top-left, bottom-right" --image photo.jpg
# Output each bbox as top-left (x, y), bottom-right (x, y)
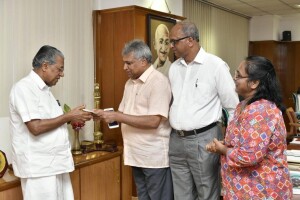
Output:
top-left (175, 122), bottom-right (217, 137)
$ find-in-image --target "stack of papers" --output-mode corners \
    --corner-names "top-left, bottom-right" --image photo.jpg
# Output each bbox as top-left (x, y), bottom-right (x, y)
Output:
top-left (290, 138), bottom-right (300, 145)
top-left (290, 170), bottom-right (300, 194)
top-left (287, 150), bottom-right (300, 163)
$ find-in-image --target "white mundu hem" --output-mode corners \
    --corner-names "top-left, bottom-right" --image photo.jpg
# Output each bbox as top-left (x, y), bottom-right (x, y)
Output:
top-left (20, 173), bottom-right (74, 200)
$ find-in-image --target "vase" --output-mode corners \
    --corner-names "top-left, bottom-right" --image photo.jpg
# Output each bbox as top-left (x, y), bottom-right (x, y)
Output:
top-left (72, 129), bottom-right (82, 155)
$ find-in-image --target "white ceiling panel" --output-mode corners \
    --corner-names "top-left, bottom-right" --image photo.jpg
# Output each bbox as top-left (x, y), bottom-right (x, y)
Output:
top-left (201, 0), bottom-right (300, 16)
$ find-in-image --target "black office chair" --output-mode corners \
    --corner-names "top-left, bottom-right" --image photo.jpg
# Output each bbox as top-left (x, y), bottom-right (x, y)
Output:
top-left (292, 93), bottom-right (300, 120)
top-left (221, 108), bottom-right (229, 136)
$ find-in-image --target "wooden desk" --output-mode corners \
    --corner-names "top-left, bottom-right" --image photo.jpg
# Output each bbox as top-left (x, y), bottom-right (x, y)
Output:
top-left (287, 141), bottom-right (300, 200)
top-left (0, 148), bottom-right (131, 200)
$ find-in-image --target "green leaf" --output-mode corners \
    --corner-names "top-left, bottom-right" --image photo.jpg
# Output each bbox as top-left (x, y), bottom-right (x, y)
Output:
top-left (63, 104), bottom-right (71, 113)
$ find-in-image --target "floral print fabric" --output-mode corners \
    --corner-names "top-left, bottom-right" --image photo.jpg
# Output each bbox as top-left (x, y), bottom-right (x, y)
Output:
top-left (222, 99), bottom-right (293, 200)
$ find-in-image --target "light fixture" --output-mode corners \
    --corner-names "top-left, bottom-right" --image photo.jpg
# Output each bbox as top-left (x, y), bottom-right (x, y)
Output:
top-left (294, 4), bottom-right (300, 8)
top-left (149, 0), bottom-right (171, 14)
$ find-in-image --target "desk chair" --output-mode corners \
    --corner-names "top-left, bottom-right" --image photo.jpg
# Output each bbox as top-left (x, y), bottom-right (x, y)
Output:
top-left (221, 108), bottom-right (229, 136)
top-left (292, 93), bottom-right (300, 120)
top-left (286, 107), bottom-right (300, 143)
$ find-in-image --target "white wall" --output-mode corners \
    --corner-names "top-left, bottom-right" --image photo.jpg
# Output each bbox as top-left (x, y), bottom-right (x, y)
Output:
top-left (249, 15), bottom-right (280, 41)
top-left (250, 14), bottom-right (300, 41)
top-left (280, 14), bottom-right (300, 41)
top-left (93, 0), bottom-right (183, 16)
top-left (0, 0), bottom-right (94, 164)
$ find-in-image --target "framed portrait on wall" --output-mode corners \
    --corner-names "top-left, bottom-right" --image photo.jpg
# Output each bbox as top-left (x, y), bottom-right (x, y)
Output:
top-left (147, 14), bottom-right (176, 76)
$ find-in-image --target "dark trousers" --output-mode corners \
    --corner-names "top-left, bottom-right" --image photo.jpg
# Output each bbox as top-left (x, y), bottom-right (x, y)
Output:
top-left (132, 167), bottom-right (174, 200)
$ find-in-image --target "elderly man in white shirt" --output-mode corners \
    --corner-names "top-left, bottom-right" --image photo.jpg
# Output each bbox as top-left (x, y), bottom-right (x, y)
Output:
top-left (9, 45), bottom-right (92, 200)
top-left (168, 21), bottom-right (239, 200)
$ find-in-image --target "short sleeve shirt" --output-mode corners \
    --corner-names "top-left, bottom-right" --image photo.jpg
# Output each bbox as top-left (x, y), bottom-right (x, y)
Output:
top-left (119, 66), bottom-right (172, 168)
top-left (9, 70), bottom-right (74, 178)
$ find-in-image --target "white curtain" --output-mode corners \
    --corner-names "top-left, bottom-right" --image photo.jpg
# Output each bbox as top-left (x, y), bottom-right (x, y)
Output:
top-left (0, 0), bottom-right (95, 141)
top-left (183, 0), bottom-right (249, 74)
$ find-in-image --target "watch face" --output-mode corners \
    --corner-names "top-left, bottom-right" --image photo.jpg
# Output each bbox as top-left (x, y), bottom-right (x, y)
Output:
top-left (0, 150), bottom-right (8, 178)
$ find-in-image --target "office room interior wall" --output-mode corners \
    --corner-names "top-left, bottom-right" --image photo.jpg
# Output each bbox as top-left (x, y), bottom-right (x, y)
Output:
top-left (279, 14), bottom-right (300, 41)
top-left (0, 0), bottom-right (94, 163)
top-left (183, 0), bottom-right (249, 75)
top-left (250, 14), bottom-right (300, 41)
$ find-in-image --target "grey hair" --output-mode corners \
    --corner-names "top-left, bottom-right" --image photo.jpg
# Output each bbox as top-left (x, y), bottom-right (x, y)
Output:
top-left (122, 39), bottom-right (152, 63)
top-left (32, 45), bottom-right (64, 68)
top-left (177, 21), bottom-right (200, 42)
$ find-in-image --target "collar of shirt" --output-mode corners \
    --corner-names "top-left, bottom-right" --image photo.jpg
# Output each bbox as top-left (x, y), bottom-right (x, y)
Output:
top-left (29, 70), bottom-right (49, 91)
top-left (131, 65), bottom-right (155, 84)
top-left (179, 47), bottom-right (206, 67)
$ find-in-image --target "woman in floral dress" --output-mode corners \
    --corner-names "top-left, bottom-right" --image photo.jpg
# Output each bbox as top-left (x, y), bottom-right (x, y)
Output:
top-left (206, 56), bottom-right (293, 200)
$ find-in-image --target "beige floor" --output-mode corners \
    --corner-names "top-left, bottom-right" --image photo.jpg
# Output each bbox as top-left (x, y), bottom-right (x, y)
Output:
top-left (131, 197), bottom-right (138, 200)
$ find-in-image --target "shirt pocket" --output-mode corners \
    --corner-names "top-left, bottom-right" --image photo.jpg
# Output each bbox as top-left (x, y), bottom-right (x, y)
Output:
top-left (192, 82), bottom-right (213, 104)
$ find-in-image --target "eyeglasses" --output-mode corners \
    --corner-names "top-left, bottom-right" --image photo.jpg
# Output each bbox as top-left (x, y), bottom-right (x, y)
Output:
top-left (234, 70), bottom-right (248, 80)
top-left (54, 66), bottom-right (64, 74)
top-left (44, 61), bottom-right (64, 74)
top-left (170, 36), bottom-right (190, 46)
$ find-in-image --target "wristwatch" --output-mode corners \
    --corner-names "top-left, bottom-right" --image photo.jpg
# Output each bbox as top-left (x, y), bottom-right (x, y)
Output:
top-left (0, 150), bottom-right (8, 178)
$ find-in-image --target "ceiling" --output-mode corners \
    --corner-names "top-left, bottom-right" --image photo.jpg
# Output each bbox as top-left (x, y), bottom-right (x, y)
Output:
top-left (201, 0), bottom-right (300, 17)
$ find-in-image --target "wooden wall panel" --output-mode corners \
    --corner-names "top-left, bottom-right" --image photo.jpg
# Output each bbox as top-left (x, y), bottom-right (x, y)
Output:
top-left (294, 42), bottom-right (300, 92)
top-left (278, 42), bottom-right (295, 109)
top-left (249, 41), bottom-right (300, 128)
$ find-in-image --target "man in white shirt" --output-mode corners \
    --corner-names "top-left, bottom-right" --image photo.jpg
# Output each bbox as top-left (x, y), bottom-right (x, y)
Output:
top-left (94, 40), bottom-right (173, 200)
top-left (9, 45), bottom-right (92, 200)
top-left (168, 21), bottom-right (239, 200)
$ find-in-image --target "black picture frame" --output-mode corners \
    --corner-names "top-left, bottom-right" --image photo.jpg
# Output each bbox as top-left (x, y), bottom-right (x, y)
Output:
top-left (147, 14), bottom-right (176, 63)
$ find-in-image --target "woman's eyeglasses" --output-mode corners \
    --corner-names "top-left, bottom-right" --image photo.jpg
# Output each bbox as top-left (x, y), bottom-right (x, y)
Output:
top-left (234, 70), bottom-right (248, 80)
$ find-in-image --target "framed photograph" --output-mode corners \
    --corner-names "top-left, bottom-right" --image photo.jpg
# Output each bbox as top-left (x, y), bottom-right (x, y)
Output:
top-left (147, 14), bottom-right (176, 76)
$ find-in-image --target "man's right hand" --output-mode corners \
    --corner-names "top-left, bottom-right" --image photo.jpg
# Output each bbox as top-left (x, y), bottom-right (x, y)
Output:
top-left (67, 105), bottom-right (93, 124)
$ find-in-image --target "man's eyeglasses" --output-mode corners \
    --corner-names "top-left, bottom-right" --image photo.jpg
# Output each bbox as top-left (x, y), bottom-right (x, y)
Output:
top-left (234, 70), bottom-right (248, 80)
top-left (55, 66), bottom-right (64, 74)
top-left (170, 36), bottom-right (190, 46)
top-left (44, 61), bottom-right (64, 74)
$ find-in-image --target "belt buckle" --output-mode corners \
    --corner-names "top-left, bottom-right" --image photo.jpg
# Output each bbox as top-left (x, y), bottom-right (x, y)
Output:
top-left (177, 130), bottom-right (185, 137)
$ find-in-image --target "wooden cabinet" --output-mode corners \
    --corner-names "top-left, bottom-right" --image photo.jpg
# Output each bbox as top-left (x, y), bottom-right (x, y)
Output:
top-left (249, 41), bottom-right (300, 129)
top-left (249, 41), bottom-right (300, 109)
top-left (70, 169), bottom-right (80, 200)
top-left (80, 157), bottom-right (120, 200)
top-left (0, 150), bottom-right (123, 200)
top-left (0, 185), bottom-right (22, 200)
top-left (93, 6), bottom-right (185, 146)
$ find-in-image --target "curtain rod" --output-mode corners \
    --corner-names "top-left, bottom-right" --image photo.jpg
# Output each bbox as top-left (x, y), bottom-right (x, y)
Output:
top-left (196, 0), bottom-right (251, 19)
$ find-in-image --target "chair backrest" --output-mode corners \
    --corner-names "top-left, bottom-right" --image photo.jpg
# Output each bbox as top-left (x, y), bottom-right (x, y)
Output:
top-left (222, 108), bottom-right (229, 128)
top-left (221, 108), bottom-right (229, 136)
top-left (292, 93), bottom-right (300, 112)
top-left (286, 107), bottom-right (299, 135)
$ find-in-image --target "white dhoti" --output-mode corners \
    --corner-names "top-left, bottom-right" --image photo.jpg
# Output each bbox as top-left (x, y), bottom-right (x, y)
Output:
top-left (20, 173), bottom-right (74, 200)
